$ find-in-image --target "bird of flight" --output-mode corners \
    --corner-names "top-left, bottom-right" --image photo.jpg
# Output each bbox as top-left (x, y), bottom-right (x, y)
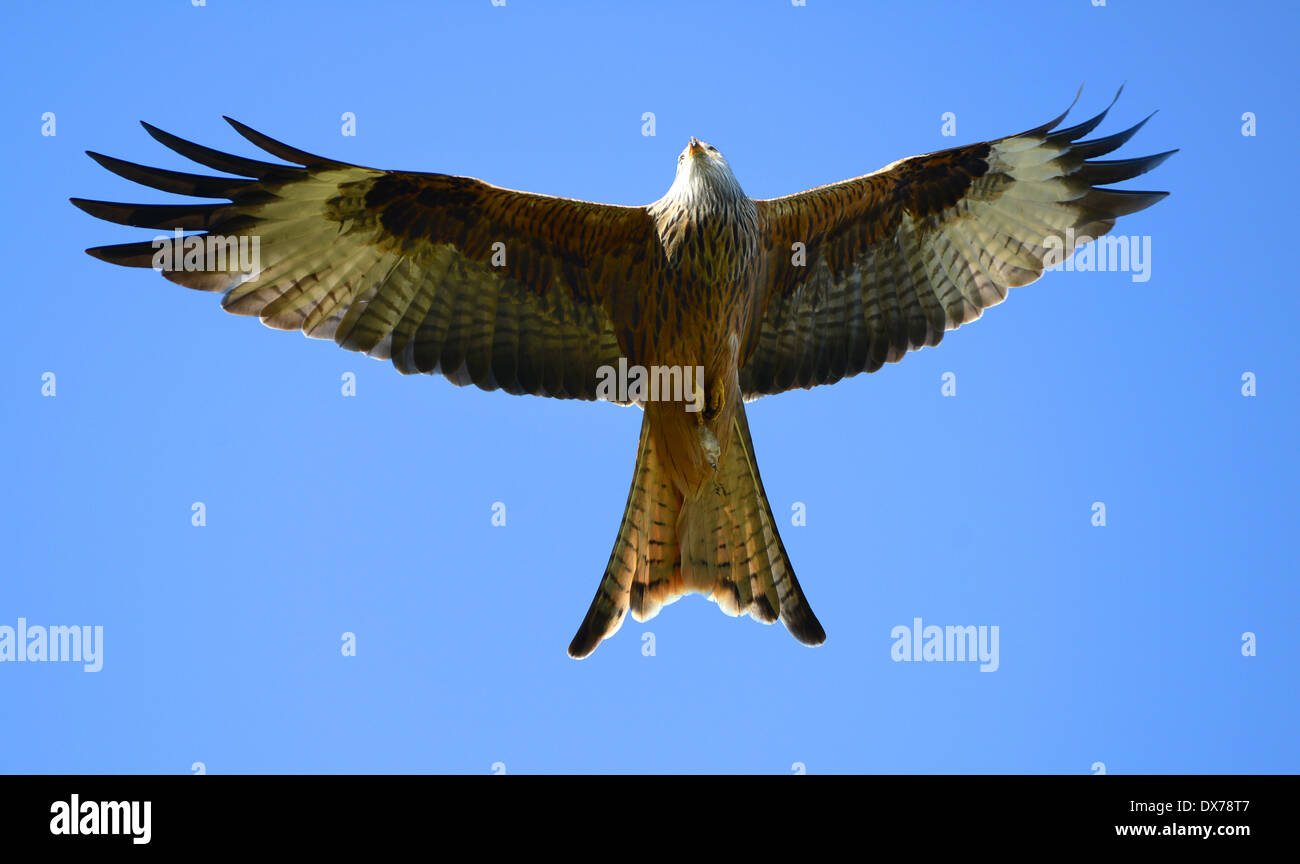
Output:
top-left (73, 87), bottom-right (1172, 658)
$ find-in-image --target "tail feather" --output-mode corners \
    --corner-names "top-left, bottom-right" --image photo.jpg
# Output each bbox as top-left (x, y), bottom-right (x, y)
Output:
top-left (688, 406), bottom-right (823, 643)
top-left (628, 458), bottom-right (683, 624)
top-left (567, 417), bottom-right (681, 659)
top-left (568, 404), bottom-right (825, 658)
top-left (623, 414), bottom-right (684, 625)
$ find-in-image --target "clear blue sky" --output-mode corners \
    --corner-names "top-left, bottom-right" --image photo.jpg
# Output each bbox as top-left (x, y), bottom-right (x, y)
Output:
top-left (2, 0), bottom-right (1294, 773)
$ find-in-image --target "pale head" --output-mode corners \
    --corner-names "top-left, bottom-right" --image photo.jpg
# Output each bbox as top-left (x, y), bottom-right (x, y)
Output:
top-left (665, 136), bottom-right (746, 211)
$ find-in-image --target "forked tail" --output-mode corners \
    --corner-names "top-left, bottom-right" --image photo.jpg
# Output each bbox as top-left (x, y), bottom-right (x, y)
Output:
top-left (568, 404), bottom-right (825, 658)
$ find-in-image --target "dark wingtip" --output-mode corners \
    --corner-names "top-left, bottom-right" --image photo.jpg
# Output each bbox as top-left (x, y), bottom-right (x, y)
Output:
top-left (84, 243), bottom-right (139, 264)
top-left (1070, 148), bottom-right (1179, 186)
top-left (1018, 84), bottom-right (1086, 138)
top-left (221, 115), bottom-right (343, 167)
top-left (1046, 85), bottom-right (1133, 146)
top-left (138, 120), bottom-right (284, 177)
top-left (1070, 110), bottom-right (1159, 160)
top-left (84, 149), bottom-right (256, 199)
top-left (84, 150), bottom-right (123, 173)
top-left (81, 239), bottom-right (172, 268)
top-left (1079, 187), bottom-right (1171, 219)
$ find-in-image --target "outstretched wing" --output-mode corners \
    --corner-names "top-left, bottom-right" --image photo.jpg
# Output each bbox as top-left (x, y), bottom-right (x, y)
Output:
top-left (741, 88), bottom-right (1175, 397)
top-left (73, 120), bottom-right (658, 400)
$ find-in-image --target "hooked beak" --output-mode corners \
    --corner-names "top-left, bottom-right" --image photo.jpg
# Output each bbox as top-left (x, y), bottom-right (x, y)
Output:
top-left (687, 137), bottom-right (705, 157)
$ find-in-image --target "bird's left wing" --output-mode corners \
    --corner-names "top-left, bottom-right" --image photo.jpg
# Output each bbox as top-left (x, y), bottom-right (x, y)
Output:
top-left (73, 120), bottom-right (658, 400)
top-left (741, 89), bottom-right (1174, 397)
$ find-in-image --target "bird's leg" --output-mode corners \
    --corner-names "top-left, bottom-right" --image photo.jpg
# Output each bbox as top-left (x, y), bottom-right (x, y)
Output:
top-left (692, 375), bottom-right (728, 496)
top-left (704, 378), bottom-right (725, 422)
top-left (694, 390), bottom-right (721, 471)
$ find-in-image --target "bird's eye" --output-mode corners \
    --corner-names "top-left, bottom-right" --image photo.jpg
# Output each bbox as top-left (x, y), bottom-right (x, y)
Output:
top-left (708, 145), bottom-right (717, 152)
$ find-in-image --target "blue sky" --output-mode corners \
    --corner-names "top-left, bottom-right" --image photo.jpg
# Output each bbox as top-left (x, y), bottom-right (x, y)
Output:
top-left (1, 0), bottom-right (1295, 773)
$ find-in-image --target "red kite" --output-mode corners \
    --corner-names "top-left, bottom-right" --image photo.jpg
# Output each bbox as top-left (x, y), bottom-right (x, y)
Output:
top-left (73, 87), bottom-right (1173, 657)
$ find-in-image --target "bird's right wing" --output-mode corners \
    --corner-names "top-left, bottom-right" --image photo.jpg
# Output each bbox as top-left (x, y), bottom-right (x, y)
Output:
top-left (741, 89), bottom-right (1174, 398)
top-left (73, 120), bottom-right (660, 400)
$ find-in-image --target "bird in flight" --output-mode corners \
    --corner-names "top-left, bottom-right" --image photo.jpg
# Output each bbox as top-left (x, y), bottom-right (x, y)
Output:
top-left (73, 87), bottom-right (1172, 658)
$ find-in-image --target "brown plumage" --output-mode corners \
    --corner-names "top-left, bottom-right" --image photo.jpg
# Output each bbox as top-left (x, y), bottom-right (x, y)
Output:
top-left (72, 88), bottom-right (1173, 658)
